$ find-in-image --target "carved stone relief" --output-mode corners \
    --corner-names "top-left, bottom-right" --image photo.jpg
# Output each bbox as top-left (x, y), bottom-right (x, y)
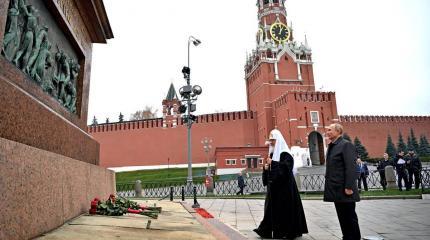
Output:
top-left (1, 0), bottom-right (81, 114)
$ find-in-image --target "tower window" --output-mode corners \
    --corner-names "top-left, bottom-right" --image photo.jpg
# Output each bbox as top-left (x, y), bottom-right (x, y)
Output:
top-left (273, 0), bottom-right (279, 3)
top-left (310, 111), bottom-right (319, 124)
top-left (263, 0), bottom-right (269, 5)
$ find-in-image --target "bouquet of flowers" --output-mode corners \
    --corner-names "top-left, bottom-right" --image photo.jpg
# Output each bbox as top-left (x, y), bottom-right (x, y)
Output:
top-left (89, 194), bottom-right (161, 219)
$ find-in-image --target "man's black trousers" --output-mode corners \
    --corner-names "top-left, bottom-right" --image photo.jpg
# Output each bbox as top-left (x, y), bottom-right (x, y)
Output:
top-left (334, 202), bottom-right (361, 240)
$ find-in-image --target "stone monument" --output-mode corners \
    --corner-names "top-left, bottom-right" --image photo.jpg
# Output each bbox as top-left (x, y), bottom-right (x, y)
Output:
top-left (0, 0), bottom-right (114, 239)
top-left (384, 165), bottom-right (397, 189)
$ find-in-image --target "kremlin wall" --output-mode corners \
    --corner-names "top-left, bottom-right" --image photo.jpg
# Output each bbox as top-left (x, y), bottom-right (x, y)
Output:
top-left (88, 0), bottom-right (430, 173)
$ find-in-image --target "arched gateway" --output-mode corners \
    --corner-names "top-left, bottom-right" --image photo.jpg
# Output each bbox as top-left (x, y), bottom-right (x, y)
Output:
top-left (308, 131), bottom-right (325, 165)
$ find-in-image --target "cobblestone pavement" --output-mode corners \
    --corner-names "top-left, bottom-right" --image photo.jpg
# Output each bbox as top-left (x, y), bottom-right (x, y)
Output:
top-left (188, 199), bottom-right (430, 240)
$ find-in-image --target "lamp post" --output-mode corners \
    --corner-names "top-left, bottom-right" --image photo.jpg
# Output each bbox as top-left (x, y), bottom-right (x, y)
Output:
top-left (202, 137), bottom-right (214, 194)
top-left (201, 137), bottom-right (212, 169)
top-left (178, 36), bottom-right (202, 195)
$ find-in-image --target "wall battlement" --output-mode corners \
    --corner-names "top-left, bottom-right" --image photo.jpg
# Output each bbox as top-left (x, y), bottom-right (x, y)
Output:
top-left (88, 110), bottom-right (255, 133)
top-left (274, 91), bottom-right (336, 108)
top-left (339, 115), bottom-right (430, 123)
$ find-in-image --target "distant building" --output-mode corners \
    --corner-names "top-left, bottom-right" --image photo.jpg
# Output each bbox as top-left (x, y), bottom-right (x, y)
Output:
top-left (88, 0), bottom-right (430, 174)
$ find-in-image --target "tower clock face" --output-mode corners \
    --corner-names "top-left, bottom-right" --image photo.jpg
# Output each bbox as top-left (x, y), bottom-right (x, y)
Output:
top-left (270, 23), bottom-right (290, 42)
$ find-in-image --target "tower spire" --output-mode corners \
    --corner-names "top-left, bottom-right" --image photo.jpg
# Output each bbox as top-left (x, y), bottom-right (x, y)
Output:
top-left (166, 83), bottom-right (178, 101)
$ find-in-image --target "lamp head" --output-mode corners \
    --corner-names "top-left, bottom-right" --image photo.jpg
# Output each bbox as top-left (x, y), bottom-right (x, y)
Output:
top-left (192, 85), bottom-right (202, 95)
top-left (193, 39), bottom-right (201, 46)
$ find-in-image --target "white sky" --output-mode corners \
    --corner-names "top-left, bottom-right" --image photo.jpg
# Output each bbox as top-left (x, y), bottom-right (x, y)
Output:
top-left (88, 0), bottom-right (430, 124)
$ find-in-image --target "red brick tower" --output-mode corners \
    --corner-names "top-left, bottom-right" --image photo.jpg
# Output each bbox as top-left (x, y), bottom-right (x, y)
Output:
top-left (246, 0), bottom-right (315, 141)
top-left (246, 0), bottom-right (336, 165)
top-left (162, 83), bottom-right (180, 128)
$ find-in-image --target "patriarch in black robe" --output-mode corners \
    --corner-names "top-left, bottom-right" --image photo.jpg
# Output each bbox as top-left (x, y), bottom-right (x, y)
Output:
top-left (254, 129), bottom-right (308, 239)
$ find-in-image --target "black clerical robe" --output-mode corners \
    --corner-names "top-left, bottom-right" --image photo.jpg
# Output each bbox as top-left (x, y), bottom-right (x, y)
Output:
top-left (255, 152), bottom-right (308, 239)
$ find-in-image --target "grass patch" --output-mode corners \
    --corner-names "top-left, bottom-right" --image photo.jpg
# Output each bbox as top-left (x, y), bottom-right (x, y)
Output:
top-left (115, 167), bottom-right (243, 185)
top-left (115, 167), bottom-right (208, 184)
top-left (360, 188), bottom-right (422, 196)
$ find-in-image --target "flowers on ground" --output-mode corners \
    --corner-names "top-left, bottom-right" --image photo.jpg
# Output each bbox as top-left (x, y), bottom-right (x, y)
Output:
top-left (89, 194), bottom-right (161, 219)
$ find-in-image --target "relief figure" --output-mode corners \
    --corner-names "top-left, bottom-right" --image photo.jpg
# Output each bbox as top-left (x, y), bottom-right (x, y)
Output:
top-left (53, 49), bottom-right (70, 105)
top-left (30, 38), bottom-right (52, 85)
top-left (26, 26), bottom-right (49, 74)
top-left (13, 0), bottom-right (38, 70)
top-left (2, 0), bottom-right (20, 61)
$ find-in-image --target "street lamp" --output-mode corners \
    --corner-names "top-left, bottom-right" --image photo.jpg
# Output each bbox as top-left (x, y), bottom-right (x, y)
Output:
top-left (178, 36), bottom-right (203, 194)
top-left (201, 137), bottom-right (213, 169)
top-left (201, 137), bottom-right (214, 194)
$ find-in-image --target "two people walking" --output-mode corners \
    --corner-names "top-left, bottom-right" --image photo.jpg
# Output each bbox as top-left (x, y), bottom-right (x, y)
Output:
top-left (255, 124), bottom-right (362, 239)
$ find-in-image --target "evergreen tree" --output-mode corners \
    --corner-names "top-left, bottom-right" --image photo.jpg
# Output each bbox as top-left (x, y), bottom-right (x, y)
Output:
top-left (92, 116), bottom-right (98, 126)
top-left (385, 134), bottom-right (397, 158)
top-left (343, 133), bottom-right (352, 142)
top-left (119, 112), bottom-right (124, 122)
top-left (106, 117), bottom-right (110, 124)
top-left (419, 135), bottom-right (430, 156)
top-left (397, 132), bottom-right (407, 153)
top-left (407, 135), bottom-right (413, 151)
top-left (354, 137), bottom-right (369, 160)
top-left (408, 128), bottom-right (419, 152)
top-left (418, 135), bottom-right (427, 156)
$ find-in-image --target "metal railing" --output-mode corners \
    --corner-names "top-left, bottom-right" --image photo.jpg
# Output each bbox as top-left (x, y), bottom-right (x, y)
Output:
top-left (116, 168), bottom-right (430, 198)
top-left (421, 167), bottom-right (430, 193)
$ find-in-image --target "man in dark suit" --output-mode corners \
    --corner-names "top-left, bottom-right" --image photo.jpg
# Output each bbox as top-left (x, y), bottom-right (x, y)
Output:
top-left (406, 151), bottom-right (422, 189)
top-left (237, 172), bottom-right (245, 195)
top-left (395, 151), bottom-right (410, 191)
top-left (356, 158), bottom-right (369, 191)
top-left (377, 153), bottom-right (393, 190)
top-left (324, 123), bottom-right (361, 240)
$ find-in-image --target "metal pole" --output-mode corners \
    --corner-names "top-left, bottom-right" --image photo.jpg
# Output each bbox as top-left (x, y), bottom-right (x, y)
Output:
top-left (187, 39), bottom-right (190, 75)
top-left (186, 38), bottom-right (192, 194)
top-left (187, 112), bottom-right (192, 192)
top-left (207, 150), bottom-right (209, 168)
top-left (181, 186), bottom-right (185, 201)
top-left (192, 186), bottom-right (200, 208)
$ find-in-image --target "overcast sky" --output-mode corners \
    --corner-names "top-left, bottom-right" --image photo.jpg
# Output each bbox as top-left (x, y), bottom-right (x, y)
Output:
top-left (88, 0), bottom-right (430, 124)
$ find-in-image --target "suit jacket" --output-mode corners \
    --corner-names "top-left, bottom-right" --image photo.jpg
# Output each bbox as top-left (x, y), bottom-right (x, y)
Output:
top-left (356, 162), bottom-right (369, 176)
top-left (377, 159), bottom-right (393, 173)
top-left (324, 137), bottom-right (360, 202)
top-left (410, 155), bottom-right (422, 171)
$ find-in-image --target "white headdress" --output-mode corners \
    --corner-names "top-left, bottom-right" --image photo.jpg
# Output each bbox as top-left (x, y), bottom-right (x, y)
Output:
top-left (268, 129), bottom-right (297, 175)
top-left (268, 129), bottom-right (290, 162)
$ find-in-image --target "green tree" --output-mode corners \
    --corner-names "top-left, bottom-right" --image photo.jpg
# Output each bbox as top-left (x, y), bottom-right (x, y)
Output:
top-left (407, 135), bottom-right (413, 151)
top-left (419, 135), bottom-right (430, 156)
top-left (385, 134), bottom-right (397, 158)
top-left (343, 133), bottom-right (352, 142)
top-left (354, 137), bottom-right (369, 160)
top-left (407, 129), bottom-right (419, 152)
top-left (92, 116), bottom-right (98, 126)
top-left (119, 112), bottom-right (124, 122)
top-left (397, 132), bottom-right (407, 153)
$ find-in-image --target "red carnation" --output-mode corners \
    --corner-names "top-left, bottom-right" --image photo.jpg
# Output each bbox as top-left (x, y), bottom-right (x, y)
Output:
top-left (127, 208), bottom-right (142, 214)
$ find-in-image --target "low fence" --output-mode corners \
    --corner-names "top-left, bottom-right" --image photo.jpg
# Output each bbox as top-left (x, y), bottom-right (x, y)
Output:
top-left (421, 168), bottom-right (430, 193)
top-left (116, 168), bottom-right (430, 198)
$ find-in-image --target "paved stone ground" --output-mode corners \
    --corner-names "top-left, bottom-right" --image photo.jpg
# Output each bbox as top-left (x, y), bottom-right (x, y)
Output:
top-left (188, 199), bottom-right (430, 240)
top-left (37, 201), bottom-right (216, 240)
